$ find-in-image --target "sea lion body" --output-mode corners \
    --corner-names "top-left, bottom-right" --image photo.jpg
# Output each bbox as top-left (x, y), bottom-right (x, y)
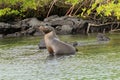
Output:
top-left (39, 26), bottom-right (76, 55)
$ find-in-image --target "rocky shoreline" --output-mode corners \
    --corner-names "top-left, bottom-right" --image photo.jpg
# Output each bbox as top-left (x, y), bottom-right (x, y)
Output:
top-left (0, 15), bottom-right (120, 38)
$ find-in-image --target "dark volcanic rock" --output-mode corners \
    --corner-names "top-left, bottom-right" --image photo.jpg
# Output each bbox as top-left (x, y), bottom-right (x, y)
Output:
top-left (26, 27), bottom-right (36, 35)
top-left (6, 32), bottom-right (21, 37)
top-left (44, 15), bottom-right (81, 34)
top-left (0, 18), bottom-right (45, 38)
top-left (0, 34), bottom-right (4, 38)
top-left (38, 39), bottom-right (46, 49)
top-left (27, 18), bottom-right (42, 27)
top-left (0, 20), bottom-right (26, 36)
top-left (55, 25), bottom-right (73, 34)
top-left (46, 15), bottom-right (90, 34)
top-left (1, 15), bottom-right (117, 38)
top-left (51, 20), bottom-right (74, 27)
top-left (0, 15), bottom-right (91, 38)
top-left (96, 33), bottom-right (110, 41)
top-left (33, 31), bottom-right (42, 36)
top-left (0, 22), bottom-right (11, 28)
top-left (66, 41), bottom-right (78, 47)
top-left (44, 15), bottom-right (59, 22)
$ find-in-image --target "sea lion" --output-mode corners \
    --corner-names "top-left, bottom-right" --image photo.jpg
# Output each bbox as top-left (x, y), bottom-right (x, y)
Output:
top-left (39, 26), bottom-right (76, 56)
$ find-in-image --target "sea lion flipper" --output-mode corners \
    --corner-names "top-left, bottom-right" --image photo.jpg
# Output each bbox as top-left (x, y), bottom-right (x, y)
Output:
top-left (47, 46), bottom-right (54, 55)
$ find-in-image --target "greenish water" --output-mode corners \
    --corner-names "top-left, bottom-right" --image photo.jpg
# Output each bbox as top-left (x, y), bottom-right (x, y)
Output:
top-left (0, 33), bottom-right (120, 80)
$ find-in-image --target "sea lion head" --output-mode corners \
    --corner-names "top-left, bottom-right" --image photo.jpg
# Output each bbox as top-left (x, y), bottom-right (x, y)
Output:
top-left (39, 26), bottom-right (54, 34)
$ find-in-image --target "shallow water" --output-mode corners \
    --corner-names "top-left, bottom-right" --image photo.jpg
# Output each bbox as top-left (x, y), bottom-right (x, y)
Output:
top-left (0, 33), bottom-right (120, 80)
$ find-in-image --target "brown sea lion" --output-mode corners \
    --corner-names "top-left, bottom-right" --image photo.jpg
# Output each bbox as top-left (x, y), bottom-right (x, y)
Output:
top-left (39, 26), bottom-right (76, 56)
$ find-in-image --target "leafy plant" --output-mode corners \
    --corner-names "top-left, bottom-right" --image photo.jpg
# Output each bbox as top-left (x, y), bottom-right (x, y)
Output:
top-left (0, 8), bottom-right (11, 16)
top-left (0, 0), bottom-right (51, 21)
top-left (0, 0), bottom-right (120, 22)
top-left (65, 0), bottom-right (79, 15)
top-left (79, 0), bottom-right (120, 22)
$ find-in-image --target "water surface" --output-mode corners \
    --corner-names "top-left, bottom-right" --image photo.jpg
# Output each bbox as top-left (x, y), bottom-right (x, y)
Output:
top-left (0, 33), bottom-right (120, 80)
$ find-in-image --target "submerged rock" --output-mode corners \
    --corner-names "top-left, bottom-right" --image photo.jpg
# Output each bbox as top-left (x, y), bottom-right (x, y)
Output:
top-left (0, 34), bottom-right (4, 38)
top-left (96, 33), bottom-right (110, 41)
top-left (38, 39), bottom-right (46, 49)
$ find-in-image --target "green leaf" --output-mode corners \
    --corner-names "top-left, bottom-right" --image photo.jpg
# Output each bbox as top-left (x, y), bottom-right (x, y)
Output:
top-left (91, 3), bottom-right (97, 10)
top-left (0, 8), bottom-right (11, 16)
top-left (96, 6), bottom-right (103, 14)
top-left (87, 9), bottom-right (91, 15)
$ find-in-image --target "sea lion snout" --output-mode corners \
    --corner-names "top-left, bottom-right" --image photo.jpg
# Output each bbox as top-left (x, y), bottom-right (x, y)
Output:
top-left (39, 26), bottom-right (54, 34)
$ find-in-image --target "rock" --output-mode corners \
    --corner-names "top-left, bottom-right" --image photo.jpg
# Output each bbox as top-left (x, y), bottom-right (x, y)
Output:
top-left (65, 16), bottom-right (80, 24)
top-left (0, 22), bottom-right (11, 28)
top-left (0, 17), bottom-right (48, 38)
top-left (65, 41), bottom-right (78, 47)
top-left (33, 31), bottom-right (42, 36)
top-left (21, 31), bottom-right (27, 36)
top-left (27, 18), bottom-right (42, 27)
top-left (6, 32), bottom-right (21, 37)
top-left (49, 16), bottom-right (90, 34)
top-left (41, 16), bottom-right (89, 34)
top-left (51, 20), bottom-right (74, 27)
top-left (26, 28), bottom-right (36, 35)
top-left (44, 15), bottom-right (59, 22)
top-left (73, 20), bottom-right (89, 34)
top-left (49, 16), bottom-right (69, 22)
top-left (0, 22), bottom-right (12, 35)
top-left (0, 34), bottom-right (4, 38)
top-left (71, 42), bottom-right (78, 47)
top-left (39, 22), bottom-right (51, 26)
top-left (0, 16), bottom-right (91, 38)
top-left (0, 27), bottom-right (21, 35)
top-left (96, 33), bottom-right (110, 41)
top-left (13, 18), bottom-right (41, 30)
top-left (56, 25), bottom-right (73, 34)
top-left (38, 39), bottom-right (46, 49)
top-left (13, 18), bottom-right (30, 29)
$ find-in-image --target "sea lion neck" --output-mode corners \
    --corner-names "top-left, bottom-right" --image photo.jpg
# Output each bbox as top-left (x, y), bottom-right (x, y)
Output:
top-left (45, 31), bottom-right (57, 39)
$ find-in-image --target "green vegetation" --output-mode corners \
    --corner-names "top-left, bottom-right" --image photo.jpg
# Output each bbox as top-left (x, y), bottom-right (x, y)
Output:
top-left (0, 0), bottom-right (120, 22)
top-left (96, 1), bottom-right (120, 20)
top-left (0, 0), bottom-right (50, 21)
top-left (81, 0), bottom-right (120, 23)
